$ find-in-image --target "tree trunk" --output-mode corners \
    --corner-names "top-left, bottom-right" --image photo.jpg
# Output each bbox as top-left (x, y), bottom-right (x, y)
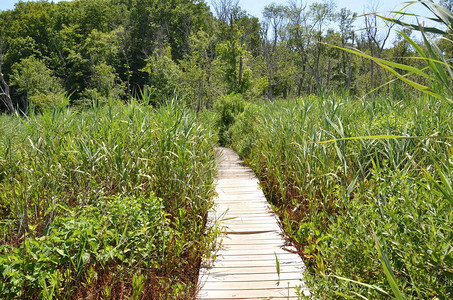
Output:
top-left (0, 57), bottom-right (15, 114)
top-left (238, 55), bottom-right (243, 88)
top-left (196, 77), bottom-right (202, 114)
top-left (327, 58), bottom-right (332, 89)
top-left (297, 53), bottom-right (307, 97)
top-left (346, 32), bottom-right (355, 91)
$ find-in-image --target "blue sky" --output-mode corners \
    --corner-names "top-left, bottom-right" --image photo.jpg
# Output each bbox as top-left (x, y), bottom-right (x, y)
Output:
top-left (238, 0), bottom-right (410, 19)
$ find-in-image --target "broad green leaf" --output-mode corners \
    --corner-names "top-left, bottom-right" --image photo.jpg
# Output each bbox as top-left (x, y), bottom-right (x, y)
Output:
top-left (375, 14), bottom-right (447, 34)
top-left (422, 0), bottom-right (453, 29)
top-left (322, 43), bottom-right (432, 80)
top-left (397, 30), bottom-right (427, 59)
top-left (373, 60), bottom-right (449, 101)
top-left (55, 248), bottom-right (66, 257)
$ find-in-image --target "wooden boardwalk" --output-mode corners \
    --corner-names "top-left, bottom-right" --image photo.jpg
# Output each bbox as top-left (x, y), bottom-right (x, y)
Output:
top-left (198, 147), bottom-right (310, 300)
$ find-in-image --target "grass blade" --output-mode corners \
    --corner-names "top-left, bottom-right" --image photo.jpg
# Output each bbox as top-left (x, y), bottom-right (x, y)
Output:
top-left (331, 274), bottom-right (391, 297)
top-left (371, 230), bottom-right (406, 300)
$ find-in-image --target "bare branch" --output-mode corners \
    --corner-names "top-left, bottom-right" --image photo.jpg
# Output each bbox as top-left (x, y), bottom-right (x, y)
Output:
top-left (0, 53), bottom-right (15, 114)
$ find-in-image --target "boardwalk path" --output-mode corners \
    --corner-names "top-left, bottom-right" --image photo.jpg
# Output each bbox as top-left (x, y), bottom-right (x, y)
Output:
top-left (198, 147), bottom-right (310, 299)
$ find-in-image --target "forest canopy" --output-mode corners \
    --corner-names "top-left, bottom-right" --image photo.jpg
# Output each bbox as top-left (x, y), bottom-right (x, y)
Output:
top-left (0, 0), bottom-right (451, 113)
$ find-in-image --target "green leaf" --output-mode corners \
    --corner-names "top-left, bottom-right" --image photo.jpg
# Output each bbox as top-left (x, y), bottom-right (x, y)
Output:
top-left (321, 43), bottom-right (433, 81)
top-left (396, 30), bottom-right (427, 59)
top-left (331, 274), bottom-right (391, 297)
top-left (274, 252), bottom-right (281, 285)
top-left (374, 14), bottom-right (447, 35)
top-left (316, 135), bottom-right (453, 144)
top-left (424, 165), bottom-right (453, 206)
top-left (374, 60), bottom-right (448, 101)
top-left (55, 248), bottom-right (66, 257)
top-left (371, 231), bottom-right (406, 300)
top-left (422, 0), bottom-right (453, 29)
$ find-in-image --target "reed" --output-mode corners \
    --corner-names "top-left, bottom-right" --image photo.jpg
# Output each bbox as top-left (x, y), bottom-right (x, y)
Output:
top-left (226, 94), bottom-right (453, 298)
top-left (0, 99), bottom-right (218, 299)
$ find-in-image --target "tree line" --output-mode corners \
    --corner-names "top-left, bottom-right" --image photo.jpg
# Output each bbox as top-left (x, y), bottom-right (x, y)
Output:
top-left (0, 0), bottom-right (451, 113)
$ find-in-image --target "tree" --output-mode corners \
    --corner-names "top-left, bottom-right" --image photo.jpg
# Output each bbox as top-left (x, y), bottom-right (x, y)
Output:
top-left (337, 8), bottom-right (356, 91)
top-left (286, 0), bottom-right (310, 96)
top-left (212, 0), bottom-right (239, 24)
top-left (81, 63), bottom-right (125, 106)
top-left (212, 0), bottom-right (256, 94)
top-left (363, 2), bottom-right (395, 89)
top-left (308, 1), bottom-right (336, 91)
top-left (140, 46), bottom-right (182, 104)
top-left (181, 30), bottom-right (217, 112)
top-left (129, 0), bottom-right (211, 89)
top-left (11, 56), bottom-right (65, 112)
top-left (262, 3), bottom-right (287, 99)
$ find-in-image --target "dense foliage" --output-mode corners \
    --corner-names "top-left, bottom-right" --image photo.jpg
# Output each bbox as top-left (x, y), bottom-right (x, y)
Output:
top-left (0, 101), bottom-right (218, 298)
top-left (222, 94), bottom-right (453, 298)
top-left (2, 0), bottom-right (447, 113)
top-left (0, 0), bottom-right (452, 299)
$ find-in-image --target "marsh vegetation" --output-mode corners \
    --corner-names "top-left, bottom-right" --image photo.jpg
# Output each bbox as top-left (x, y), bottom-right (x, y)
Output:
top-left (0, 0), bottom-right (452, 299)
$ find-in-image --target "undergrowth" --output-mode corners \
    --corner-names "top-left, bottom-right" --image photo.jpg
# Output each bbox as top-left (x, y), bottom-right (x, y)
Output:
top-left (0, 100), bottom-right (218, 299)
top-left (222, 95), bottom-right (453, 298)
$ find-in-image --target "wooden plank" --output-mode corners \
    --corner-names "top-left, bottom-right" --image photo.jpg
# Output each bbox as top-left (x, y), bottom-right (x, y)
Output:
top-left (210, 253), bottom-right (301, 261)
top-left (202, 261), bottom-right (305, 269)
top-left (202, 265), bottom-right (304, 275)
top-left (219, 219), bottom-right (280, 226)
top-left (197, 148), bottom-right (309, 299)
top-left (219, 243), bottom-right (293, 251)
top-left (198, 288), bottom-right (305, 299)
top-left (200, 279), bottom-right (302, 290)
top-left (211, 211), bottom-right (277, 216)
top-left (214, 204), bottom-right (272, 208)
top-left (215, 199), bottom-right (267, 204)
top-left (202, 272), bottom-right (302, 282)
top-left (198, 292), bottom-right (299, 300)
top-left (215, 250), bottom-right (298, 257)
top-left (218, 235), bottom-right (286, 242)
top-left (217, 216), bottom-right (278, 221)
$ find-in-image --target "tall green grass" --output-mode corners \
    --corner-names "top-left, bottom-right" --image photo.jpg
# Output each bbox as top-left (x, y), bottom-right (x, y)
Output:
top-left (225, 94), bottom-right (453, 298)
top-left (0, 100), bottom-right (218, 299)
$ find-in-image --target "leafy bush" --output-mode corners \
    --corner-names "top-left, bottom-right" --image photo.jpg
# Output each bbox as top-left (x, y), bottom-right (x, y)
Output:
top-left (80, 63), bottom-right (125, 107)
top-left (228, 102), bottom-right (263, 157)
top-left (0, 195), bottom-right (169, 299)
top-left (213, 93), bottom-right (247, 145)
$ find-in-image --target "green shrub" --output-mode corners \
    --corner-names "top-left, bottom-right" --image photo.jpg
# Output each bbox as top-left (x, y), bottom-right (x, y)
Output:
top-left (79, 63), bottom-right (125, 107)
top-left (228, 102), bottom-right (263, 157)
top-left (0, 194), bottom-right (169, 299)
top-left (213, 93), bottom-right (247, 145)
top-left (140, 47), bottom-right (182, 105)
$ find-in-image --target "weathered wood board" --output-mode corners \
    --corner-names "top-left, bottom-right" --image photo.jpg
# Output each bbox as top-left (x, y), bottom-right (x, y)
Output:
top-left (197, 147), bottom-right (310, 299)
